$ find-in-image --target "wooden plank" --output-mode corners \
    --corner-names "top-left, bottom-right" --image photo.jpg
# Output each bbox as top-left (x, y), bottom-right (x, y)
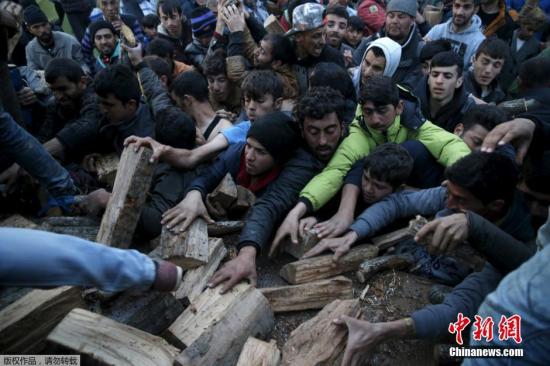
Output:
top-left (373, 216), bottom-right (428, 251)
top-left (236, 337), bottom-right (281, 366)
top-left (0, 214), bottom-right (38, 228)
top-left (207, 172), bottom-right (238, 208)
top-left (281, 299), bottom-right (361, 366)
top-left (284, 230), bottom-right (320, 259)
top-left (47, 308), bottom-right (180, 366)
top-left (175, 238), bottom-right (228, 304)
top-left (165, 283), bottom-right (274, 366)
top-left (95, 153), bottom-right (120, 187)
top-left (280, 244), bottom-right (379, 285)
top-left (0, 286), bottom-right (84, 353)
top-left (158, 218), bottom-right (209, 269)
top-left (207, 220), bottom-right (244, 236)
top-left (356, 255), bottom-right (415, 283)
top-left (260, 276), bottom-right (353, 313)
top-left (96, 146), bottom-right (155, 248)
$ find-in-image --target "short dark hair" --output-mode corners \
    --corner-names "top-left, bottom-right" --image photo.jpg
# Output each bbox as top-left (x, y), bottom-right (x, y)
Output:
top-left (368, 45), bottom-right (385, 58)
top-left (363, 143), bottom-right (413, 189)
top-left (155, 107), bottom-right (195, 149)
top-left (430, 51), bottom-right (464, 76)
top-left (359, 75), bottom-right (400, 107)
top-left (519, 57), bottom-right (550, 90)
top-left (203, 49), bottom-right (226, 77)
top-left (325, 5), bottom-right (349, 20)
top-left (445, 151), bottom-right (519, 206)
top-left (419, 39), bottom-right (452, 63)
top-left (45, 58), bottom-right (84, 84)
top-left (157, 0), bottom-right (181, 16)
top-left (142, 13), bottom-right (160, 28)
top-left (94, 64), bottom-right (141, 104)
top-left (146, 38), bottom-right (175, 59)
top-left (143, 55), bottom-right (172, 86)
top-left (241, 70), bottom-right (284, 101)
top-left (310, 62), bottom-right (356, 102)
top-left (170, 70), bottom-right (209, 102)
top-left (461, 104), bottom-right (507, 132)
top-left (347, 15), bottom-right (365, 31)
top-left (453, 0), bottom-right (480, 6)
top-left (262, 34), bottom-right (295, 65)
top-left (475, 37), bottom-right (509, 61)
top-left (298, 86), bottom-right (346, 125)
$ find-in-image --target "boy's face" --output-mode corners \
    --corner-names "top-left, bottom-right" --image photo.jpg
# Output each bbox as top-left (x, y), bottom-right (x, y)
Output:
top-left (362, 170), bottom-right (393, 205)
top-left (325, 14), bottom-right (348, 48)
top-left (361, 49), bottom-right (386, 85)
top-left (345, 26), bottom-right (363, 47)
top-left (362, 100), bottom-right (403, 132)
top-left (445, 180), bottom-right (486, 214)
top-left (244, 137), bottom-right (276, 176)
top-left (454, 123), bottom-right (489, 150)
top-left (428, 65), bottom-right (462, 103)
top-left (302, 112), bottom-right (343, 163)
top-left (207, 73), bottom-right (229, 103)
top-left (159, 8), bottom-right (183, 37)
top-left (98, 93), bottom-right (137, 124)
top-left (144, 26), bottom-right (158, 39)
top-left (473, 52), bottom-right (504, 87)
top-left (244, 93), bottom-right (280, 122)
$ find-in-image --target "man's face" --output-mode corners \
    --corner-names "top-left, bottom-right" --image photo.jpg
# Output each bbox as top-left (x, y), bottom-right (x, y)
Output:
top-left (94, 28), bottom-right (117, 55)
top-left (244, 94), bottom-right (279, 122)
top-left (452, 0), bottom-right (478, 28)
top-left (455, 123), bottom-right (489, 150)
top-left (28, 22), bottom-right (53, 44)
top-left (428, 65), bottom-right (462, 103)
top-left (48, 76), bottom-right (85, 108)
top-left (385, 11), bottom-right (413, 42)
top-left (362, 170), bottom-right (393, 205)
top-left (518, 23), bottom-right (537, 41)
top-left (207, 73), bottom-right (229, 103)
top-left (296, 27), bottom-right (326, 58)
top-left (244, 137), bottom-right (276, 176)
top-left (325, 14), bottom-right (348, 48)
top-left (346, 26), bottom-right (363, 47)
top-left (254, 39), bottom-right (274, 68)
top-left (159, 8), bottom-right (183, 37)
top-left (100, 0), bottom-right (120, 21)
top-left (361, 49), bottom-right (386, 85)
top-left (362, 100), bottom-right (402, 132)
top-left (98, 93), bottom-right (136, 124)
top-left (473, 53), bottom-right (504, 86)
top-left (445, 180), bottom-right (486, 214)
top-left (302, 112), bottom-right (343, 162)
top-left (144, 26), bottom-right (158, 39)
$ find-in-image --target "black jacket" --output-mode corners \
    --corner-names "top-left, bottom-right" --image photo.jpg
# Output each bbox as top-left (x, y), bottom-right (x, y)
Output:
top-left (293, 44), bottom-right (346, 96)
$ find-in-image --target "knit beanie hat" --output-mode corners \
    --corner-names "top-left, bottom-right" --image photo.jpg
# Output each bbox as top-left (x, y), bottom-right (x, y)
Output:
top-left (247, 112), bottom-right (300, 162)
top-left (23, 5), bottom-right (49, 26)
top-left (190, 8), bottom-right (216, 38)
top-left (386, 0), bottom-right (417, 18)
top-left (89, 20), bottom-right (116, 41)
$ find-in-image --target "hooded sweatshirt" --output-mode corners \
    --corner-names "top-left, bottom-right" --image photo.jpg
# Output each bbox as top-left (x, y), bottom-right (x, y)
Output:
top-left (351, 37), bottom-right (401, 98)
top-left (426, 15), bottom-right (485, 67)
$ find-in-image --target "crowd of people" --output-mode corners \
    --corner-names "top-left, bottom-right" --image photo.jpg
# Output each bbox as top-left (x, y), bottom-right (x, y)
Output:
top-left (0, 0), bottom-right (549, 363)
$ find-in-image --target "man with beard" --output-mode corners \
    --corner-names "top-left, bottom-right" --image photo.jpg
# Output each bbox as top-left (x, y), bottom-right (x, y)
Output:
top-left (324, 5), bottom-right (354, 67)
top-left (24, 5), bottom-right (85, 72)
top-left (89, 21), bottom-right (122, 73)
top-left (425, 0), bottom-right (485, 68)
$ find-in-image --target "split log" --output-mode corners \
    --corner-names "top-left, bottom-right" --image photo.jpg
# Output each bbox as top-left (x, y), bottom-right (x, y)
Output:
top-left (44, 225), bottom-right (99, 241)
top-left (175, 238), bottom-right (228, 304)
top-left (264, 14), bottom-right (285, 34)
top-left (207, 220), bottom-right (244, 236)
top-left (165, 283), bottom-right (274, 366)
top-left (0, 286), bottom-right (84, 353)
top-left (356, 254), bottom-right (415, 283)
top-left (158, 218), bottom-right (209, 269)
top-left (47, 308), bottom-right (180, 366)
top-left (231, 185), bottom-right (256, 212)
top-left (41, 216), bottom-right (100, 227)
top-left (372, 215), bottom-right (428, 251)
top-left (284, 230), bottom-right (320, 259)
top-left (280, 244), bottom-right (379, 284)
top-left (236, 337), bottom-right (281, 366)
top-left (94, 153), bottom-right (120, 187)
top-left (0, 214), bottom-right (37, 228)
top-left (207, 173), bottom-right (238, 208)
top-left (260, 276), bottom-right (353, 312)
top-left (281, 299), bottom-right (361, 366)
top-left (96, 146), bottom-right (155, 248)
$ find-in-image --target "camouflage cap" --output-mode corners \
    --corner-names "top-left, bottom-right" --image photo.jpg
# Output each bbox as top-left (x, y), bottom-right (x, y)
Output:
top-left (285, 3), bottom-right (325, 37)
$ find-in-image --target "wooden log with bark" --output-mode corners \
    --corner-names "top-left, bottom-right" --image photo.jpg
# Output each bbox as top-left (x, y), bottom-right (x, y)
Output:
top-left (47, 308), bottom-right (180, 366)
top-left (231, 186), bottom-right (256, 213)
top-left (207, 220), bottom-right (244, 236)
top-left (236, 337), bottom-right (281, 366)
top-left (158, 218), bottom-right (209, 269)
top-left (372, 216), bottom-right (428, 251)
top-left (281, 299), bottom-right (361, 366)
top-left (164, 283), bottom-right (275, 366)
top-left (207, 173), bottom-right (238, 209)
top-left (260, 276), bottom-right (353, 313)
top-left (280, 244), bottom-right (379, 284)
top-left (96, 146), bottom-right (155, 248)
top-left (0, 286), bottom-right (84, 353)
top-left (284, 230), bottom-right (320, 259)
top-left (356, 255), bottom-right (415, 283)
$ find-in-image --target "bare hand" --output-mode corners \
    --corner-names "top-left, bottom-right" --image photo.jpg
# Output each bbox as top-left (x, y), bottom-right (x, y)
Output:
top-left (120, 42), bottom-right (143, 66)
top-left (215, 109), bottom-right (237, 122)
top-left (208, 246), bottom-right (257, 293)
top-left (298, 216), bottom-right (318, 238)
top-left (271, 211), bottom-right (300, 257)
top-left (123, 136), bottom-right (168, 163)
top-left (414, 213), bottom-right (468, 255)
top-left (161, 190), bottom-right (214, 232)
top-left (315, 212), bottom-right (354, 239)
top-left (221, 4), bottom-right (245, 33)
top-left (17, 87), bottom-right (38, 106)
top-left (80, 188), bottom-right (110, 216)
top-left (302, 232), bottom-right (356, 261)
top-left (111, 19), bottom-right (123, 32)
top-left (481, 118), bottom-right (535, 164)
top-left (333, 316), bottom-right (383, 366)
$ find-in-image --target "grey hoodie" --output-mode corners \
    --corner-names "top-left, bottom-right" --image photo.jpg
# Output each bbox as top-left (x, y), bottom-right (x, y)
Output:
top-left (426, 15), bottom-right (485, 67)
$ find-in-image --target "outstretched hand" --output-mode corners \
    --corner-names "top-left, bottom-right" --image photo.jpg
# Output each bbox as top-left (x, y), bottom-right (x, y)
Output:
top-left (208, 246), bottom-right (257, 293)
top-left (302, 231), bottom-right (357, 261)
top-left (161, 190), bottom-right (214, 233)
top-left (124, 136), bottom-right (168, 163)
top-left (333, 316), bottom-right (380, 366)
top-left (120, 42), bottom-right (143, 66)
top-left (414, 213), bottom-right (468, 255)
top-left (481, 118), bottom-right (535, 165)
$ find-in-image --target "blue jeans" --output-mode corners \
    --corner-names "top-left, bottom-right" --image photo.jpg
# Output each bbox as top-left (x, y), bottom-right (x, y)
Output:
top-left (0, 111), bottom-right (76, 197)
top-left (0, 228), bottom-right (156, 292)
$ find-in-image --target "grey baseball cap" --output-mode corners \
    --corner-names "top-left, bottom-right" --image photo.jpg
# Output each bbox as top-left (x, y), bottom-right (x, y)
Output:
top-left (285, 3), bottom-right (325, 37)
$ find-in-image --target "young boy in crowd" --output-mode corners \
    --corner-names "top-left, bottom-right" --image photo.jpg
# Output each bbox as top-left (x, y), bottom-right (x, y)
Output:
top-left (344, 16), bottom-right (366, 50)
